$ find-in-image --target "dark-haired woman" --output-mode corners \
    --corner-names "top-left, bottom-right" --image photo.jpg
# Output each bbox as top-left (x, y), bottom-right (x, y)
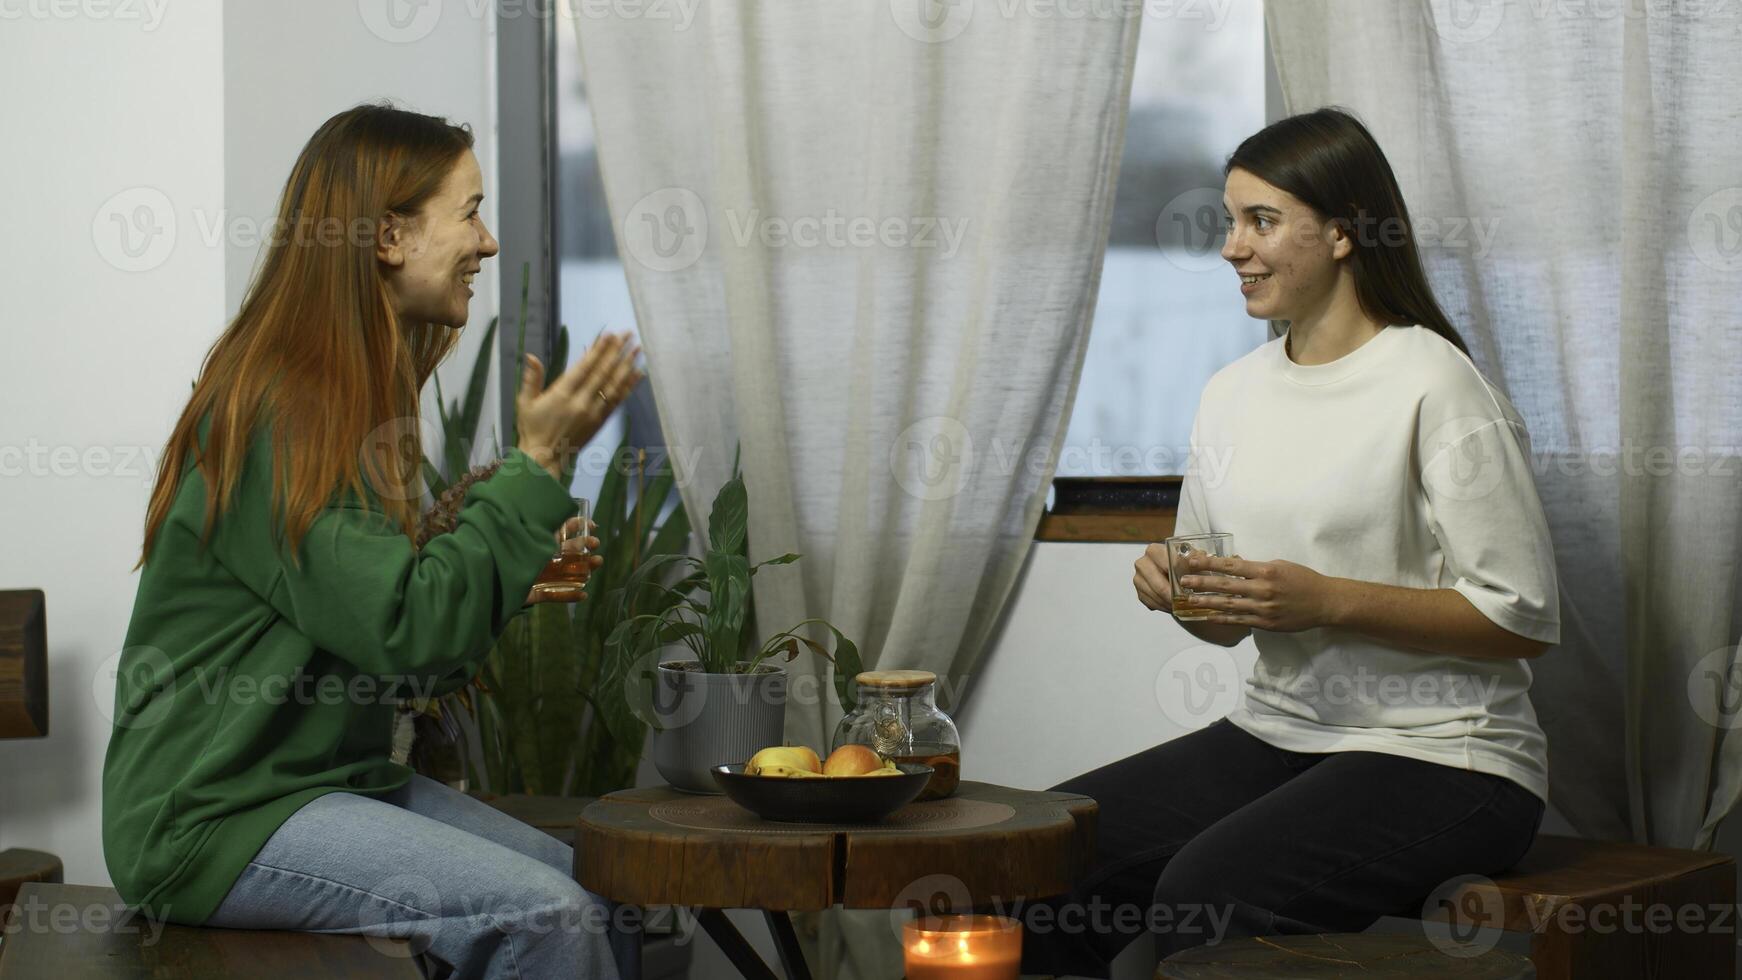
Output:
top-left (102, 104), bottom-right (642, 979)
top-left (1020, 107), bottom-right (1558, 976)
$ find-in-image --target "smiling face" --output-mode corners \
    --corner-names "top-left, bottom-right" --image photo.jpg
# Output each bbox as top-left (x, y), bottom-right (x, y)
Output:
top-left (377, 150), bottom-right (499, 328)
top-left (1220, 166), bottom-right (1351, 324)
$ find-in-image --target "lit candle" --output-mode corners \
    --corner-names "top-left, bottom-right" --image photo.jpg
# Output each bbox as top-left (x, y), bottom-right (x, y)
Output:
top-left (902, 914), bottom-right (1021, 980)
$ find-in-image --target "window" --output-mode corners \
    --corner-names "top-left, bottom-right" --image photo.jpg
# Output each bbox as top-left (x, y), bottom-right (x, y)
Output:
top-left (530, 3), bottom-right (1274, 522)
top-left (1042, 0), bottom-right (1277, 541)
top-left (553, 4), bottom-right (666, 507)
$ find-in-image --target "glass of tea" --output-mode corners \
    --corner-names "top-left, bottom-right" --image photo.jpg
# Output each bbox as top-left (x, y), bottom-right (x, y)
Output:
top-left (531, 498), bottom-right (592, 600)
top-left (1165, 531), bottom-right (1236, 622)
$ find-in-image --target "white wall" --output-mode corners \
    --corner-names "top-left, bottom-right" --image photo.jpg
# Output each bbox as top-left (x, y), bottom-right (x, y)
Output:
top-left (223, 0), bottom-right (506, 455)
top-left (0, 1), bottom-right (501, 888)
top-left (0, 0), bottom-right (227, 886)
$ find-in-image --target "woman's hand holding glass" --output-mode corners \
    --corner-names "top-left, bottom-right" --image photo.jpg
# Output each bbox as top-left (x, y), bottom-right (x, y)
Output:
top-left (1175, 555), bottom-right (1340, 632)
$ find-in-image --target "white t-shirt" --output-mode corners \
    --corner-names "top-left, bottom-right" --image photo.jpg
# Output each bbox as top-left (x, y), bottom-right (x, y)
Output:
top-left (1174, 323), bottom-right (1560, 802)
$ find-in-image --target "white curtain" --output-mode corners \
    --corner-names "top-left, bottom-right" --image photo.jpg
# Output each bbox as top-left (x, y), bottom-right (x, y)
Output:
top-left (575, 3), bottom-right (1141, 976)
top-left (1266, 0), bottom-right (1742, 849)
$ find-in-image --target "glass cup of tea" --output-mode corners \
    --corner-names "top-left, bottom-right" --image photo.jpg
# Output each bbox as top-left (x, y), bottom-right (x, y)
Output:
top-left (1165, 532), bottom-right (1236, 622)
top-left (531, 498), bottom-right (592, 600)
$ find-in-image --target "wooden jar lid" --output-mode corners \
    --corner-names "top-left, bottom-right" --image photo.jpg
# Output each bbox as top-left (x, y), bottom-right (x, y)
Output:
top-left (854, 669), bottom-right (936, 690)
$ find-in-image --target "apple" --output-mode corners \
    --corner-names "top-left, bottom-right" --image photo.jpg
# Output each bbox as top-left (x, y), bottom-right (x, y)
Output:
top-left (746, 745), bottom-right (821, 776)
top-left (822, 744), bottom-right (884, 776)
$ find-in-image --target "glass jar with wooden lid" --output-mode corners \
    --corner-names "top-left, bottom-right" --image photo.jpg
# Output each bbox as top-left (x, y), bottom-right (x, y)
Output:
top-left (831, 669), bottom-right (961, 801)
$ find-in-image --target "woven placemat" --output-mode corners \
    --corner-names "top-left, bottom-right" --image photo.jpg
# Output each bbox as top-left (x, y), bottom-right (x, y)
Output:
top-left (648, 796), bottom-right (1017, 835)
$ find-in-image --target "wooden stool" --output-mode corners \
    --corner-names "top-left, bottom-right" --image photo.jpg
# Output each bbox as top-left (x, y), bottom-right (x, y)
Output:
top-left (0, 849), bottom-right (61, 927)
top-left (1424, 834), bottom-right (1735, 980)
top-left (0, 883), bottom-right (422, 978)
top-left (1158, 933), bottom-right (1534, 978)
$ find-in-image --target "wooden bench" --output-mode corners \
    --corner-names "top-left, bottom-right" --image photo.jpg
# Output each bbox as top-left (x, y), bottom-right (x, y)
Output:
top-left (0, 882), bottom-right (422, 978)
top-left (0, 795), bottom-right (602, 978)
top-left (1421, 833), bottom-right (1736, 980)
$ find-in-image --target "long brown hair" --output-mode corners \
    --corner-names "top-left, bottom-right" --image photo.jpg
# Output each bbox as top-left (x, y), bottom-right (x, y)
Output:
top-left (1225, 107), bottom-right (1469, 357)
top-left (137, 103), bottom-right (475, 570)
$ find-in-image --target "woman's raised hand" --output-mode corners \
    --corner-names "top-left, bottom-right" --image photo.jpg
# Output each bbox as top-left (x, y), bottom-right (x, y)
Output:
top-left (515, 331), bottom-right (644, 480)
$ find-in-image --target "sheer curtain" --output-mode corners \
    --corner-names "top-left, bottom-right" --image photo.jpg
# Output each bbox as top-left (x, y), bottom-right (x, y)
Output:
top-left (574, 5), bottom-right (1141, 976)
top-left (1266, 0), bottom-right (1742, 848)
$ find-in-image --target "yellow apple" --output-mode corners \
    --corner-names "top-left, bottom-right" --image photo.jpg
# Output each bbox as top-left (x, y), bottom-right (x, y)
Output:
top-left (822, 744), bottom-right (884, 776)
top-left (746, 745), bottom-right (821, 776)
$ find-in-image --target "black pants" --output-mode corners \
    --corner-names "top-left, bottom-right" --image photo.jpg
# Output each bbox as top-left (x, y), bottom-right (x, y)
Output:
top-left (1014, 717), bottom-right (1545, 977)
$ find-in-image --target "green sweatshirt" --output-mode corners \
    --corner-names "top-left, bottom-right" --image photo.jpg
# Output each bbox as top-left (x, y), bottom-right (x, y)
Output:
top-left (102, 413), bottom-right (574, 924)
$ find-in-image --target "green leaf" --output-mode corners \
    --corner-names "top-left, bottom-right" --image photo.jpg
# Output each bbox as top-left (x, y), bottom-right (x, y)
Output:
top-left (457, 315), bottom-right (499, 461)
top-left (702, 552), bottom-right (750, 673)
top-left (750, 553), bottom-right (801, 575)
top-left (422, 459), bottom-right (449, 501)
top-left (707, 475), bottom-right (748, 556)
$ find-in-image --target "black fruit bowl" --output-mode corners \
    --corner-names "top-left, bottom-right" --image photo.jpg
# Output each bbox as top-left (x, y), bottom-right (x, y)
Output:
top-left (711, 762), bottom-right (935, 823)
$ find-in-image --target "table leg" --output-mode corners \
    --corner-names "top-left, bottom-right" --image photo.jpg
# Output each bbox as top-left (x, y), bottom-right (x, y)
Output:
top-left (695, 907), bottom-right (783, 980)
top-left (763, 910), bottom-right (815, 980)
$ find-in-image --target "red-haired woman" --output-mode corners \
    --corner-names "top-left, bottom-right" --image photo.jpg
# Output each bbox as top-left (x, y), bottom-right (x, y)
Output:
top-left (103, 104), bottom-right (641, 979)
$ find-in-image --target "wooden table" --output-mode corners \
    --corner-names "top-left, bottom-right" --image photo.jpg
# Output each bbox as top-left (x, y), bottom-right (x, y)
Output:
top-left (576, 780), bottom-right (1097, 980)
top-left (1157, 933), bottom-right (1535, 978)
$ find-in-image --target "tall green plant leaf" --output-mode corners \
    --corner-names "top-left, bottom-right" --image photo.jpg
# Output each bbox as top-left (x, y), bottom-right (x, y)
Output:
top-left (707, 475), bottom-right (748, 556)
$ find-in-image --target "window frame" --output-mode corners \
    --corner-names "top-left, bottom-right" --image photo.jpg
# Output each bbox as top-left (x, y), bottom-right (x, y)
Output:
top-left (1036, 12), bottom-right (1284, 543)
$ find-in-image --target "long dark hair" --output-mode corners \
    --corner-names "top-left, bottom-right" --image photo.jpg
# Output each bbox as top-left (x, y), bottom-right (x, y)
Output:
top-left (1224, 107), bottom-right (1469, 357)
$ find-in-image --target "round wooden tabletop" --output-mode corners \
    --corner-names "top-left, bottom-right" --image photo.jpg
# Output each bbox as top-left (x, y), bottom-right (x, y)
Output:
top-left (576, 780), bottom-right (1097, 911)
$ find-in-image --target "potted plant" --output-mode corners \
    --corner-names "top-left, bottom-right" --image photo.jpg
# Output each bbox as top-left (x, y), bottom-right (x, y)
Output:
top-left (603, 469), bottom-right (862, 793)
top-left (404, 266), bottom-right (692, 798)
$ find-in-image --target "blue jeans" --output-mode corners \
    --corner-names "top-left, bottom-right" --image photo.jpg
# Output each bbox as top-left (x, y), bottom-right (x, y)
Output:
top-left (206, 774), bottom-right (639, 980)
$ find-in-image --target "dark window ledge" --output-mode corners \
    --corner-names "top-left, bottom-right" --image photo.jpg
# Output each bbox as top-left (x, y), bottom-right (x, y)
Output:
top-left (1036, 476), bottom-right (1180, 543)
